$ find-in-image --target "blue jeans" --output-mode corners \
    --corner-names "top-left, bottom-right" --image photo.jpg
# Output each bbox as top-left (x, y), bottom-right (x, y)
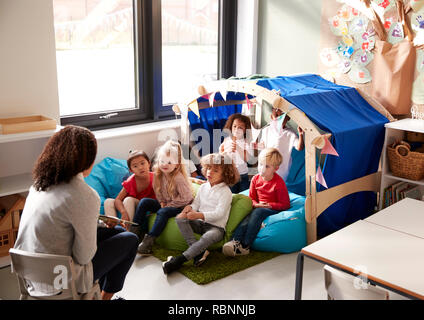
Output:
top-left (230, 173), bottom-right (250, 193)
top-left (92, 226), bottom-right (138, 293)
top-left (232, 207), bottom-right (278, 248)
top-left (133, 198), bottom-right (183, 237)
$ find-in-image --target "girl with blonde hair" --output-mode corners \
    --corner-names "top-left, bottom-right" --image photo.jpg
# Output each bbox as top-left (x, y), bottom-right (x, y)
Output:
top-left (133, 140), bottom-right (193, 255)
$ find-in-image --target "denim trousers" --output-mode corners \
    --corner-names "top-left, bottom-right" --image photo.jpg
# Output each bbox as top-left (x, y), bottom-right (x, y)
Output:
top-left (92, 226), bottom-right (138, 293)
top-left (230, 173), bottom-right (250, 193)
top-left (133, 198), bottom-right (183, 237)
top-left (232, 207), bottom-right (278, 248)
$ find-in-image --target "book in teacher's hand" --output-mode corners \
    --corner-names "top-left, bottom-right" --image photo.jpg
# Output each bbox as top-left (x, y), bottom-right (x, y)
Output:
top-left (98, 215), bottom-right (139, 226)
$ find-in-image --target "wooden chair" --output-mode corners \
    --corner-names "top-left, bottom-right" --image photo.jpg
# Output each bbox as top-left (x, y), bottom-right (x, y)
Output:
top-left (9, 248), bottom-right (101, 300)
top-left (324, 265), bottom-right (389, 300)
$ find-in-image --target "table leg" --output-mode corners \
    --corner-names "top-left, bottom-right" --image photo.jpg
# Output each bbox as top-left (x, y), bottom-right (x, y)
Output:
top-left (294, 252), bottom-right (304, 300)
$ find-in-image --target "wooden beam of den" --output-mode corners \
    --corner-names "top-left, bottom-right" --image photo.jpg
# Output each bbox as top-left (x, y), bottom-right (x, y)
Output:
top-left (305, 171), bottom-right (382, 223)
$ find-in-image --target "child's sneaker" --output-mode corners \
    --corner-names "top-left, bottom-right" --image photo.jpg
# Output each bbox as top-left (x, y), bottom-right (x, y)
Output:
top-left (193, 250), bottom-right (210, 267)
top-left (222, 240), bottom-right (250, 257)
top-left (137, 234), bottom-right (155, 256)
top-left (162, 255), bottom-right (186, 275)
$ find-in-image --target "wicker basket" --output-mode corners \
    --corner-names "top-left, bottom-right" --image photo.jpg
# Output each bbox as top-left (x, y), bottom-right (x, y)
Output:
top-left (387, 143), bottom-right (424, 181)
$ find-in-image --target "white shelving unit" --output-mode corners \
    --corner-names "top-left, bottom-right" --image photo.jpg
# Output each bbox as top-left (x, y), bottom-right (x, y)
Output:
top-left (0, 125), bottom-right (62, 197)
top-left (379, 119), bottom-right (424, 209)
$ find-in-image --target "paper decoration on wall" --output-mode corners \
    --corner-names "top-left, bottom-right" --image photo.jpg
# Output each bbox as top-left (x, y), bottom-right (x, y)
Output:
top-left (348, 65), bottom-right (372, 83)
top-left (320, 48), bottom-right (341, 67)
top-left (323, 2), bottom-right (382, 83)
top-left (388, 22), bottom-right (405, 44)
top-left (338, 58), bottom-right (352, 73)
top-left (352, 50), bottom-right (374, 67)
top-left (321, 137), bottom-right (340, 157)
top-left (416, 50), bottom-right (424, 72)
top-left (411, 12), bottom-right (424, 46)
top-left (375, 0), bottom-right (395, 13)
top-left (412, 73), bottom-right (424, 104)
top-left (411, 0), bottom-right (424, 12)
top-left (316, 166), bottom-right (328, 189)
top-left (349, 16), bottom-right (369, 35)
top-left (188, 99), bottom-right (200, 118)
top-left (329, 15), bottom-right (349, 36)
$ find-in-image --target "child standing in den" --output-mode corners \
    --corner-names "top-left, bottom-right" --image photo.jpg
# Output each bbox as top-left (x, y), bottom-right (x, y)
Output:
top-left (219, 113), bottom-right (253, 193)
top-left (222, 148), bottom-right (290, 256)
top-left (134, 140), bottom-right (193, 255)
top-left (104, 150), bottom-right (156, 224)
top-left (162, 153), bottom-right (240, 274)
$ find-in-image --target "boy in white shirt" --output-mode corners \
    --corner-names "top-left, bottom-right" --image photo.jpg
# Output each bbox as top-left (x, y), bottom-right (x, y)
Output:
top-left (259, 108), bottom-right (304, 180)
top-left (162, 153), bottom-right (240, 274)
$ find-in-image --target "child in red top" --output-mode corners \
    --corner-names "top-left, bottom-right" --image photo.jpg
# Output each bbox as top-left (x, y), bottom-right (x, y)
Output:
top-left (223, 148), bottom-right (290, 256)
top-left (104, 150), bottom-right (156, 224)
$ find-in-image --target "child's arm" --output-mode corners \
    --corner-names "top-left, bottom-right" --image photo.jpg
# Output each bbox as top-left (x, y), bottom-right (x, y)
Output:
top-left (248, 175), bottom-right (260, 208)
top-left (296, 126), bottom-right (305, 151)
top-left (267, 180), bottom-right (290, 211)
top-left (114, 188), bottom-right (131, 222)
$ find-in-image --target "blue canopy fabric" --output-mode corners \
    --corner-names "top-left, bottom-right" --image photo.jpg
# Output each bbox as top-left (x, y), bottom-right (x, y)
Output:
top-left (188, 74), bottom-right (389, 238)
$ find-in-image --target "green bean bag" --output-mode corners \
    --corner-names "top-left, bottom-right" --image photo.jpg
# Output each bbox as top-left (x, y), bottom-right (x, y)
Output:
top-left (147, 186), bottom-right (253, 251)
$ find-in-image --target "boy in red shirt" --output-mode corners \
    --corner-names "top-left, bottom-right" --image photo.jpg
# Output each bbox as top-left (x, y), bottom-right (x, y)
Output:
top-left (222, 148), bottom-right (290, 256)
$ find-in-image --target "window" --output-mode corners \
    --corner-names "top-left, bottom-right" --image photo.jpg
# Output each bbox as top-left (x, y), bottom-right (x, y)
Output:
top-left (53, 0), bottom-right (237, 130)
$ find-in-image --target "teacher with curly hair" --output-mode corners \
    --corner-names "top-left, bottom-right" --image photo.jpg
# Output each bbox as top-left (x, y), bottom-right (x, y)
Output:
top-left (14, 125), bottom-right (138, 300)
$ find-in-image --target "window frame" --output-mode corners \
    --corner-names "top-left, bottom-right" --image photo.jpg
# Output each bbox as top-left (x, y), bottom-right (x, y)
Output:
top-left (59, 0), bottom-right (237, 130)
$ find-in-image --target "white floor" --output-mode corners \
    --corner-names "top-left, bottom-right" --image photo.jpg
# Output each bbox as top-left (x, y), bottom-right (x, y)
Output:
top-left (0, 251), bottom-right (408, 300)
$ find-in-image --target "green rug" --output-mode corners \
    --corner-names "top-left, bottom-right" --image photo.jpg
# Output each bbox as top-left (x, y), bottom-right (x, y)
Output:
top-left (152, 244), bottom-right (280, 285)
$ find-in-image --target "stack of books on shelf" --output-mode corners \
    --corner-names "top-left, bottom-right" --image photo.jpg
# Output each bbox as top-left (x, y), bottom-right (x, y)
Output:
top-left (382, 182), bottom-right (423, 208)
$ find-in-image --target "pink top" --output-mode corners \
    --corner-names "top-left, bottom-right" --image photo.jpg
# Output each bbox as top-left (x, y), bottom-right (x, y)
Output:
top-left (155, 172), bottom-right (193, 208)
top-left (122, 172), bottom-right (156, 200)
top-left (248, 173), bottom-right (290, 211)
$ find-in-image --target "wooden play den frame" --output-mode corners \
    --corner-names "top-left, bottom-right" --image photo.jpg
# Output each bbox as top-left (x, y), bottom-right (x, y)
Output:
top-left (174, 78), bottom-right (395, 243)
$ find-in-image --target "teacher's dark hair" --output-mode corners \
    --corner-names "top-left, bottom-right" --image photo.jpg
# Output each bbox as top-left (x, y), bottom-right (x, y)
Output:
top-left (33, 125), bottom-right (97, 191)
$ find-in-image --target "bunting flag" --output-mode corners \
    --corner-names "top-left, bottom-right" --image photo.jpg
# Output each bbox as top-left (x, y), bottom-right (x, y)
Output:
top-left (188, 99), bottom-right (200, 118)
top-left (245, 94), bottom-right (253, 110)
top-left (316, 166), bottom-right (328, 189)
top-left (220, 86), bottom-right (228, 101)
top-left (250, 126), bottom-right (261, 142)
top-left (209, 92), bottom-right (216, 107)
top-left (321, 136), bottom-right (339, 156)
top-left (277, 114), bottom-right (286, 129)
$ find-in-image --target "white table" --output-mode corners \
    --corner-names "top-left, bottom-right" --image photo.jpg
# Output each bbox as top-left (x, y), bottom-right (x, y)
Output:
top-left (295, 220), bottom-right (424, 300)
top-left (366, 198), bottom-right (424, 239)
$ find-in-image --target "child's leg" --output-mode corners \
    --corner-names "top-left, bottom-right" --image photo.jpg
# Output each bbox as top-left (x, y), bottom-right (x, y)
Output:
top-left (230, 181), bottom-right (240, 193)
top-left (149, 207), bottom-right (182, 237)
top-left (175, 218), bottom-right (203, 247)
top-left (133, 198), bottom-right (161, 232)
top-left (122, 197), bottom-right (139, 221)
top-left (104, 198), bottom-right (117, 217)
top-left (240, 207), bottom-right (278, 248)
top-left (182, 224), bottom-right (224, 261)
top-left (239, 174), bottom-right (250, 192)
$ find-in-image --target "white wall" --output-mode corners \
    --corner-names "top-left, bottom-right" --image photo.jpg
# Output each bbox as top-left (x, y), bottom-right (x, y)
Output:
top-left (256, 0), bottom-right (323, 76)
top-left (0, 0), bottom-right (59, 121)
